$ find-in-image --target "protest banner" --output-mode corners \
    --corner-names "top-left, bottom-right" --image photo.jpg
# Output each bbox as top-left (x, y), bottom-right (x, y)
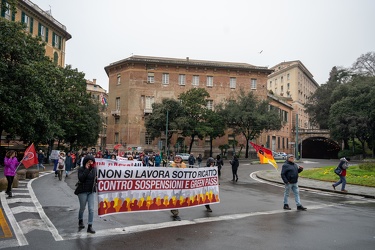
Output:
top-left (95, 159), bottom-right (219, 216)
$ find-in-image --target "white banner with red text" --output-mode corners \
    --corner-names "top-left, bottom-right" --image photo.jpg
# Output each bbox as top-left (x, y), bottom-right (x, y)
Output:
top-left (95, 159), bottom-right (219, 216)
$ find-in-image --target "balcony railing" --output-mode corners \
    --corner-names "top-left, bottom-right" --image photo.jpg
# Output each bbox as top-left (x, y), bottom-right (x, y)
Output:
top-left (111, 110), bottom-right (121, 116)
top-left (144, 108), bottom-right (153, 114)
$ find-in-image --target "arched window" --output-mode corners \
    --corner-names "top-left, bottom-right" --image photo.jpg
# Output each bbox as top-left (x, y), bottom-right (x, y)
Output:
top-left (53, 52), bottom-right (58, 64)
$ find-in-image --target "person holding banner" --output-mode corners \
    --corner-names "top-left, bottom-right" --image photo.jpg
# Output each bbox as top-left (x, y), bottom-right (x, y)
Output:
top-left (4, 150), bottom-right (19, 198)
top-left (76, 155), bottom-right (97, 234)
top-left (169, 155), bottom-right (186, 221)
top-left (204, 158), bottom-right (215, 212)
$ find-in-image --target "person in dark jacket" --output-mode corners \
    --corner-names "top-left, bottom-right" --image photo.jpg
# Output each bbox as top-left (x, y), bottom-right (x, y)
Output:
top-left (76, 155), bottom-right (97, 233)
top-left (197, 154), bottom-right (203, 167)
top-left (188, 153), bottom-right (195, 168)
top-left (37, 150), bottom-right (46, 171)
top-left (216, 155), bottom-right (224, 177)
top-left (281, 154), bottom-right (307, 211)
top-left (230, 155), bottom-right (239, 182)
top-left (65, 152), bottom-right (74, 177)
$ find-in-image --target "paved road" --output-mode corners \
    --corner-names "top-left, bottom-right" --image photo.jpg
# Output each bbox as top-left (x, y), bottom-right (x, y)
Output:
top-left (1, 159), bottom-right (374, 249)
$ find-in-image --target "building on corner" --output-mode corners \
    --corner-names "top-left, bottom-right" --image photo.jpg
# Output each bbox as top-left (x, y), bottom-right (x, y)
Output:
top-left (0, 0), bottom-right (72, 67)
top-left (104, 55), bottom-right (276, 156)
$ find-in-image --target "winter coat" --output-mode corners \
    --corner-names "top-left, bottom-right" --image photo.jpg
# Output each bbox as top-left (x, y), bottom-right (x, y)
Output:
top-left (230, 157), bottom-right (239, 170)
top-left (216, 158), bottom-right (224, 168)
top-left (337, 157), bottom-right (349, 177)
top-left (188, 155), bottom-right (196, 165)
top-left (38, 153), bottom-right (45, 164)
top-left (77, 166), bottom-right (97, 194)
top-left (281, 160), bottom-right (303, 184)
top-left (154, 155), bottom-right (162, 166)
top-left (4, 157), bottom-right (19, 176)
top-left (65, 156), bottom-right (74, 171)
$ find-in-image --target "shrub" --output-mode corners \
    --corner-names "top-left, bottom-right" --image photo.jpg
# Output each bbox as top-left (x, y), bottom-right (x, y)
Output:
top-left (338, 149), bottom-right (362, 158)
top-left (358, 162), bottom-right (375, 171)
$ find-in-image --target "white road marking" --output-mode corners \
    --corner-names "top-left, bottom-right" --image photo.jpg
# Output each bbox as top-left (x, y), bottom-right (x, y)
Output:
top-left (18, 218), bottom-right (51, 234)
top-left (6, 198), bottom-right (33, 204)
top-left (0, 239), bottom-right (20, 250)
top-left (61, 203), bottom-right (337, 240)
top-left (11, 206), bottom-right (38, 214)
top-left (27, 177), bottom-right (64, 241)
top-left (0, 192), bottom-right (28, 246)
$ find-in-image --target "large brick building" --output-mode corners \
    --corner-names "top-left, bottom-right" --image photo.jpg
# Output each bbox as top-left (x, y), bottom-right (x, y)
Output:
top-left (104, 55), bottom-right (292, 156)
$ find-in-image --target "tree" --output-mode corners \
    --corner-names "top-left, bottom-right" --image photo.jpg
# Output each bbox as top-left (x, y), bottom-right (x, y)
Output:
top-left (0, 18), bottom-right (55, 143)
top-left (351, 52), bottom-right (375, 77)
top-left (203, 109), bottom-right (226, 157)
top-left (218, 91), bottom-right (282, 158)
top-left (329, 76), bottom-right (375, 157)
top-left (145, 98), bottom-right (186, 154)
top-left (59, 65), bottom-right (102, 150)
top-left (178, 88), bottom-right (211, 153)
top-left (0, 18), bottom-right (102, 152)
top-left (305, 67), bottom-right (349, 129)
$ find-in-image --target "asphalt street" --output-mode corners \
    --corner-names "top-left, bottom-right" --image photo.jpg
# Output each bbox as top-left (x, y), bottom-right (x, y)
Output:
top-left (1, 158), bottom-right (374, 250)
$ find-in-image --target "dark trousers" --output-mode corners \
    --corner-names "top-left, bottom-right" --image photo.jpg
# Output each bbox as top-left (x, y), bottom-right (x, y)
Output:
top-left (232, 167), bottom-right (238, 180)
top-left (6, 175), bottom-right (14, 193)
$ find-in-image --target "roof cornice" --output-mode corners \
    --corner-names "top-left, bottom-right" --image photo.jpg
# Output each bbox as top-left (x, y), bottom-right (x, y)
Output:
top-left (105, 55), bottom-right (273, 76)
top-left (19, 0), bottom-right (72, 40)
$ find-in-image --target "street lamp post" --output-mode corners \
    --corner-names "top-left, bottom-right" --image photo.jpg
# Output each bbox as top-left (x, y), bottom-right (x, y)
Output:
top-left (295, 113), bottom-right (299, 158)
top-left (165, 110), bottom-right (169, 158)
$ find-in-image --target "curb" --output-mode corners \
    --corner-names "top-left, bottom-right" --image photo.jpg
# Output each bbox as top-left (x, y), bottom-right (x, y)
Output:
top-left (255, 172), bottom-right (375, 199)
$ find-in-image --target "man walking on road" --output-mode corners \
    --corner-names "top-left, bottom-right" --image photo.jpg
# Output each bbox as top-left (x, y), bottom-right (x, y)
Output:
top-left (281, 154), bottom-right (307, 211)
top-left (37, 150), bottom-right (46, 171)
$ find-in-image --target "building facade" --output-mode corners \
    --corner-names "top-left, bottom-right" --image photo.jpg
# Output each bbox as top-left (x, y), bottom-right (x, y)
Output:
top-left (104, 55), bottom-right (278, 155)
top-left (1, 0), bottom-right (71, 67)
top-left (86, 79), bottom-right (108, 152)
top-left (267, 60), bottom-right (319, 154)
top-left (258, 94), bottom-right (294, 153)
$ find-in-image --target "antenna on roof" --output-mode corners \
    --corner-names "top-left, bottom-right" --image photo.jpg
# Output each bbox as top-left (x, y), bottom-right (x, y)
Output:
top-left (46, 5), bottom-right (52, 15)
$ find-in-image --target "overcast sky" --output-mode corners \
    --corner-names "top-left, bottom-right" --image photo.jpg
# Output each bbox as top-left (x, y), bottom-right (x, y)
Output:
top-left (34, 0), bottom-right (375, 91)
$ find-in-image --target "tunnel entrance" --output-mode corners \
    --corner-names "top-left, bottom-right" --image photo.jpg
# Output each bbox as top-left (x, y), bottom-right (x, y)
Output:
top-left (300, 137), bottom-right (340, 159)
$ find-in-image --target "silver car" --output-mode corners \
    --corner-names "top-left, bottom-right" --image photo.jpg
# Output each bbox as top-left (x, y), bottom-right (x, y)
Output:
top-left (178, 153), bottom-right (190, 161)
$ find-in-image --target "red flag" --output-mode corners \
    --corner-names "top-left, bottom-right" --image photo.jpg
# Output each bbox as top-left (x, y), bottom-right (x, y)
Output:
top-left (22, 143), bottom-right (38, 168)
top-left (250, 142), bottom-right (278, 170)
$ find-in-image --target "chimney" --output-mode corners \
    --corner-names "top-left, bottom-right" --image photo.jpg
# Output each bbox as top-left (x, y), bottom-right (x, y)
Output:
top-left (186, 57), bottom-right (189, 62)
top-left (93, 79), bottom-right (97, 84)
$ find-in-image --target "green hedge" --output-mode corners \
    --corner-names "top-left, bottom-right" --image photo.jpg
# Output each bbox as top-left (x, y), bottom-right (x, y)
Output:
top-left (358, 162), bottom-right (375, 171)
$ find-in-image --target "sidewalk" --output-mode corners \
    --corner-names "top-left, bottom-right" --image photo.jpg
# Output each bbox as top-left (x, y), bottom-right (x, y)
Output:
top-left (256, 170), bottom-right (375, 199)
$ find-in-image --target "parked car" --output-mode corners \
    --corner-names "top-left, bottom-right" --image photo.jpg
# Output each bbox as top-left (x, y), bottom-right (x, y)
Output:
top-left (178, 153), bottom-right (190, 161)
top-left (278, 152), bottom-right (287, 159)
top-left (273, 153), bottom-right (285, 160)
